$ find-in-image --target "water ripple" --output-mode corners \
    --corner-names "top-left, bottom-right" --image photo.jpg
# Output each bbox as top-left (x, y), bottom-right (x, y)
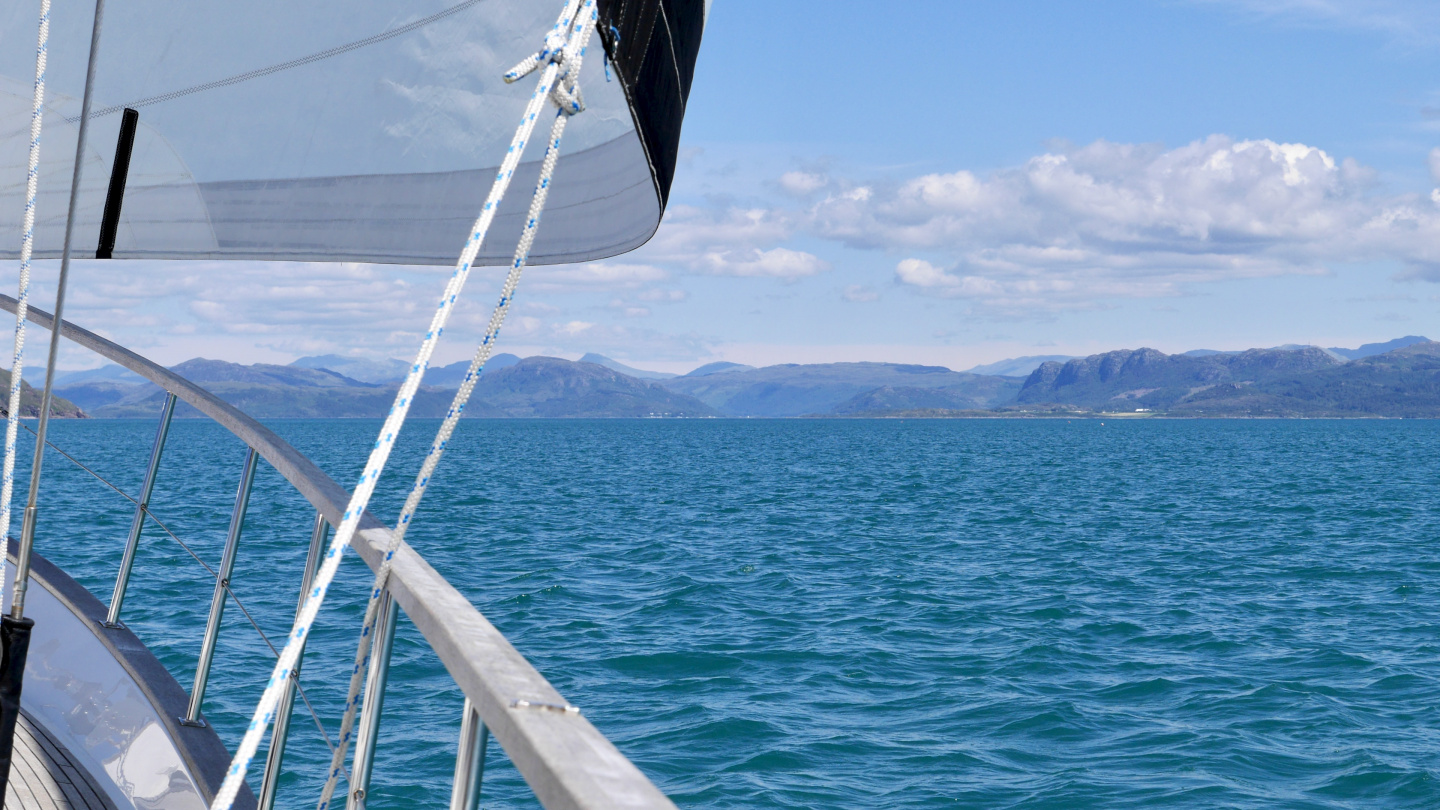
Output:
top-left (13, 418), bottom-right (1440, 808)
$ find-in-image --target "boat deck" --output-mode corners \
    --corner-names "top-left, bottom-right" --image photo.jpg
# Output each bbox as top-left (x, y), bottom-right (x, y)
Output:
top-left (2, 711), bottom-right (114, 810)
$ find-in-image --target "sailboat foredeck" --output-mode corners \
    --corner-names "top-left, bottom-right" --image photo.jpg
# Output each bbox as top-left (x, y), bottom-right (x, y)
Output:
top-left (2, 711), bottom-right (115, 810)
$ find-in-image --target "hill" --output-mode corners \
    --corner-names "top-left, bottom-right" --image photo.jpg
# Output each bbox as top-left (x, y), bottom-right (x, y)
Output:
top-left (1171, 341), bottom-right (1440, 417)
top-left (172, 359), bottom-right (379, 388)
top-left (57, 356), bottom-right (712, 418)
top-left (831, 385), bottom-right (1023, 414)
top-left (1008, 343), bottom-right (1440, 417)
top-left (1016, 347), bottom-right (1342, 411)
top-left (683, 361), bottom-right (755, 377)
top-left (289, 353), bottom-right (522, 385)
top-left (965, 355), bottom-right (1075, 377)
top-left (0, 370), bottom-right (84, 418)
top-left (472, 358), bottom-right (714, 417)
top-left (579, 353), bottom-right (676, 380)
top-left (46, 365), bottom-right (146, 387)
top-left (1326, 336), bottom-right (1431, 361)
top-left (661, 362), bottom-right (1022, 416)
top-left (422, 354), bottom-right (522, 387)
top-left (42, 341), bottom-right (1440, 420)
top-left (59, 358), bottom-right (461, 418)
top-left (970, 337), bottom-right (1432, 379)
top-left (290, 354), bottom-right (409, 384)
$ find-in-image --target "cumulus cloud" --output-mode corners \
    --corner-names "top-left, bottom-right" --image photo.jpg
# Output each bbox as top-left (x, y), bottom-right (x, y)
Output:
top-left (750, 134), bottom-right (1440, 314)
top-left (641, 205), bottom-right (829, 280)
top-left (817, 137), bottom-right (1372, 256)
top-left (779, 170), bottom-right (829, 196)
top-left (528, 262), bottom-right (668, 290)
top-left (638, 288), bottom-right (687, 302)
top-left (575, 134), bottom-right (1440, 315)
top-left (42, 131), bottom-right (1440, 360)
top-left (28, 259), bottom-right (475, 362)
top-left (694, 246), bottom-right (829, 278)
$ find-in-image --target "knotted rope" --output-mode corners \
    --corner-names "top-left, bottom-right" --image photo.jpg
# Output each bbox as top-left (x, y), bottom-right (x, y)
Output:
top-left (211, 1), bottom-right (597, 807)
top-left (313, 12), bottom-right (596, 802)
top-left (313, 10), bottom-right (598, 804)
top-left (0, 0), bottom-right (51, 610)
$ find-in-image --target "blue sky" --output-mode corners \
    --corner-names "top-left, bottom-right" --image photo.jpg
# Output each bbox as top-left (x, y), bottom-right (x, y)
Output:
top-left (40, 0), bottom-right (1440, 371)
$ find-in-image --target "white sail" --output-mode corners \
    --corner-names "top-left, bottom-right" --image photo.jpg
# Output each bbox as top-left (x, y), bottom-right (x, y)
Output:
top-left (0, 0), bottom-right (702, 266)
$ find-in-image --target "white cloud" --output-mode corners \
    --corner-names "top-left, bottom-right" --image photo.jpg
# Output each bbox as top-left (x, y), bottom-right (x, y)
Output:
top-left (557, 320), bottom-right (594, 336)
top-left (695, 247), bottom-right (829, 279)
top-left (779, 134), bottom-right (1440, 315)
top-left (638, 288), bottom-right (687, 302)
top-left (639, 205), bottom-right (829, 280)
top-left (607, 299), bottom-right (652, 318)
top-left (1193, 0), bottom-right (1440, 43)
top-left (37, 132), bottom-right (1440, 362)
top-left (817, 136), bottom-right (1367, 255)
top-left (894, 259), bottom-right (957, 288)
top-left (511, 316), bottom-right (543, 335)
top-left (779, 170), bottom-right (829, 196)
top-left (842, 284), bottom-right (880, 302)
top-left (528, 262), bottom-right (669, 289)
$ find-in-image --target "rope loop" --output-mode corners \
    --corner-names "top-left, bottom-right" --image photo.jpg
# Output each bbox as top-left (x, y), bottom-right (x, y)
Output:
top-left (307, 2), bottom-right (598, 809)
top-left (503, 0), bottom-right (593, 115)
top-left (211, 2), bottom-right (600, 808)
top-left (2, 0), bottom-right (52, 601)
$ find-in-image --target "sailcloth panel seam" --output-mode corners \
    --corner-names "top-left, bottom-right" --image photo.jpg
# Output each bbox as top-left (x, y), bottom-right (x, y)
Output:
top-left (595, 0), bottom-right (702, 209)
top-left (2, 131), bottom-right (657, 266)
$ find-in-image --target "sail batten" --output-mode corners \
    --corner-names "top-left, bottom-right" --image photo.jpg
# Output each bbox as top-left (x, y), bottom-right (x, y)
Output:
top-left (0, 0), bottom-right (704, 266)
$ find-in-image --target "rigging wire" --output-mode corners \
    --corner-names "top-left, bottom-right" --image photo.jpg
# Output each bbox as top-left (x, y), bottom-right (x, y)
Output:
top-left (13, 0), bottom-right (108, 624)
top-left (210, 2), bottom-right (599, 806)
top-left (6, 415), bottom-right (342, 758)
top-left (317, 4), bottom-right (598, 806)
top-left (75, 0), bottom-right (491, 122)
top-left (1, 0), bottom-right (52, 613)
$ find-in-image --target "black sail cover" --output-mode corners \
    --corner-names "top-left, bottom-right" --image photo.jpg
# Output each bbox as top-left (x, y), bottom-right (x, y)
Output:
top-left (0, 0), bottom-right (706, 265)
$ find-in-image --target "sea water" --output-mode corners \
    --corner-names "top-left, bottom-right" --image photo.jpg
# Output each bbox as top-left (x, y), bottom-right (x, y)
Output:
top-left (13, 418), bottom-right (1440, 809)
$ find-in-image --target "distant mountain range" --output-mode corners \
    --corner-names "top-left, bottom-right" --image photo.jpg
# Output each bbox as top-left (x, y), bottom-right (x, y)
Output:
top-left (963, 336), bottom-right (1433, 378)
top-left (661, 362), bottom-right (1017, 416)
top-left (0, 370), bottom-right (82, 418)
top-left (290, 353), bottom-right (521, 385)
top-left (36, 335), bottom-right (1440, 418)
top-left (1007, 341), bottom-right (1440, 417)
top-left (578, 353), bottom-right (676, 380)
top-left (54, 356), bottom-right (715, 418)
top-left (471, 358), bottom-right (712, 416)
top-left (63, 358), bottom-right (461, 419)
top-left (965, 355), bottom-right (1077, 377)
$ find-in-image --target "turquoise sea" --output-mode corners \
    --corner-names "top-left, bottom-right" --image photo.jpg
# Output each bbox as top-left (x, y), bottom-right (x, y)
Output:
top-left (13, 418), bottom-right (1440, 808)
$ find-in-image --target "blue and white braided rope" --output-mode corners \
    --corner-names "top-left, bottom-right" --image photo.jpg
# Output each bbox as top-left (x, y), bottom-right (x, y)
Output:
top-left (1, 0), bottom-right (51, 610)
top-left (314, 7), bottom-right (597, 807)
top-left (210, 1), bottom-right (591, 807)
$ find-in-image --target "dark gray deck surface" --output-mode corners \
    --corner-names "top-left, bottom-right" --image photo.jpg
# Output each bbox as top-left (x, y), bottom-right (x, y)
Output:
top-left (2, 711), bottom-right (116, 810)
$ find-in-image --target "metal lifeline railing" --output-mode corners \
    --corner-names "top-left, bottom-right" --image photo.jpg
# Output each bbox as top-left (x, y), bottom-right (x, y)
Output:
top-left (0, 293), bottom-right (677, 810)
